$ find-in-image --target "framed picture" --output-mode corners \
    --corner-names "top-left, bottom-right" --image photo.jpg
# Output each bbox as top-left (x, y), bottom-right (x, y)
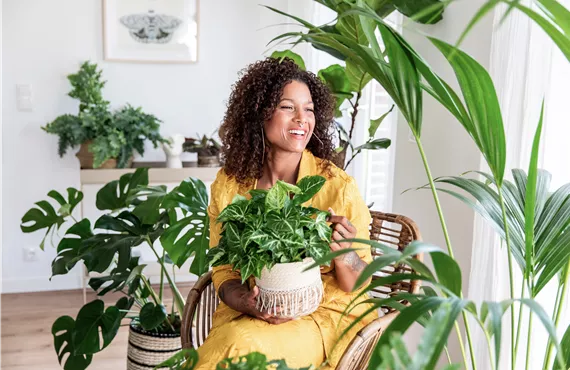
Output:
top-left (102, 0), bottom-right (199, 63)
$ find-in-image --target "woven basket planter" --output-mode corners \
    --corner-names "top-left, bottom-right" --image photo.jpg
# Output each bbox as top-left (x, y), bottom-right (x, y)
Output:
top-left (255, 258), bottom-right (323, 319)
top-left (126, 321), bottom-right (182, 370)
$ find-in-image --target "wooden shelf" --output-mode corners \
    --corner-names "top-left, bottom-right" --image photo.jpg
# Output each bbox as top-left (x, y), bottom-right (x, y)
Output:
top-left (80, 167), bottom-right (220, 184)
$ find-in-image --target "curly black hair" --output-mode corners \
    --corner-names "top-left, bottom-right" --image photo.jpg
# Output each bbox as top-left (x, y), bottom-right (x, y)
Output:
top-left (219, 57), bottom-right (336, 185)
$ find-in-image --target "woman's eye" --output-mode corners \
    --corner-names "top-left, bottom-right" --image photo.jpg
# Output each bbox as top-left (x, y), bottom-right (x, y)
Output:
top-left (281, 105), bottom-right (294, 110)
top-left (306, 108), bottom-right (315, 113)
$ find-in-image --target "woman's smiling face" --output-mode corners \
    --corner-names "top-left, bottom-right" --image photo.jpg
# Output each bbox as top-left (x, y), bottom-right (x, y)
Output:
top-left (264, 80), bottom-right (315, 154)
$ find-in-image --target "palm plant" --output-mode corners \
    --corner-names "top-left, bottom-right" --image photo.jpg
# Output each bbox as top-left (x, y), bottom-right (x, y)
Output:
top-left (266, 0), bottom-right (570, 369)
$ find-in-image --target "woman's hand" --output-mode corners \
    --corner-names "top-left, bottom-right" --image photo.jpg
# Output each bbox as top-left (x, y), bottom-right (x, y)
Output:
top-left (327, 208), bottom-right (369, 292)
top-left (218, 280), bottom-right (292, 325)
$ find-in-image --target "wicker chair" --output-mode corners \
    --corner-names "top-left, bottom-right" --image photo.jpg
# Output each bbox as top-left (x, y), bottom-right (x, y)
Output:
top-left (181, 211), bottom-right (422, 369)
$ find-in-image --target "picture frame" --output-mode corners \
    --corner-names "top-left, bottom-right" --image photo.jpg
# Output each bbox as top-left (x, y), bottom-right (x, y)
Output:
top-left (102, 0), bottom-right (199, 64)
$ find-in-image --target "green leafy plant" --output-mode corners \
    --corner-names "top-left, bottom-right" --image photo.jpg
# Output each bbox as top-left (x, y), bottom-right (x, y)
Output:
top-left (43, 61), bottom-right (165, 168)
top-left (267, 1), bottom-right (570, 369)
top-left (21, 168), bottom-right (212, 370)
top-left (208, 175), bottom-right (332, 282)
top-left (183, 132), bottom-right (222, 157)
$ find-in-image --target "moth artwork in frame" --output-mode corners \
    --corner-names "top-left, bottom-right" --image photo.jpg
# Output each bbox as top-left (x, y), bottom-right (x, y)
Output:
top-left (103, 0), bottom-right (199, 63)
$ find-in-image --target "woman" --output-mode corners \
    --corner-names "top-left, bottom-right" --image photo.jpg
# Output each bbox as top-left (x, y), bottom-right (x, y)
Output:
top-left (196, 58), bottom-right (377, 369)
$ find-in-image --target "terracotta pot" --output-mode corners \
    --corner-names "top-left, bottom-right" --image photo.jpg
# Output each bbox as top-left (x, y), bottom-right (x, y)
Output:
top-left (126, 321), bottom-right (181, 370)
top-left (197, 154), bottom-right (220, 168)
top-left (75, 141), bottom-right (133, 169)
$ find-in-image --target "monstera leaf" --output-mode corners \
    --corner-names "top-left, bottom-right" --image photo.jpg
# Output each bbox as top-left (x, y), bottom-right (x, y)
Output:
top-left (57, 297), bottom-right (132, 356)
top-left (21, 188), bottom-right (84, 250)
top-left (52, 316), bottom-right (93, 370)
top-left (96, 168), bottom-right (149, 211)
top-left (139, 302), bottom-right (168, 330)
top-left (88, 257), bottom-right (143, 296)
top-left (51, 219), bottom-right (93, 277)
top-left (127, 185), bottom-right (169, 225)
top-left (161, 178), bottom-right (210, 275)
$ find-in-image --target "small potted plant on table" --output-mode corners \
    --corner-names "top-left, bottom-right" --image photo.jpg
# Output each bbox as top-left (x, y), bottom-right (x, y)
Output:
top-left (43, 61), bottom-right (165, 169)
top-left (183, 133), bottom-right (221, 168)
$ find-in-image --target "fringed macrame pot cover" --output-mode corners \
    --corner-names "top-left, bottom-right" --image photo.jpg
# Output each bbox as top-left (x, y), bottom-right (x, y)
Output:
top-left (255, 258), bottom-right (323, 319)
top-left (127, 321), bottom-right (181, 370)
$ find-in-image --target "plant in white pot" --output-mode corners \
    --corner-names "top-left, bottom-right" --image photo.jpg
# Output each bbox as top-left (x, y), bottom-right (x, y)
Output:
top-left (208, 175), bottom-right (333, 318)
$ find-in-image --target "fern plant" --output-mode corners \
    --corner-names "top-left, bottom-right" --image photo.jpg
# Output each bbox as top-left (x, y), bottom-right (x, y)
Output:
top-left (43, 61), bottom-right (165, 168)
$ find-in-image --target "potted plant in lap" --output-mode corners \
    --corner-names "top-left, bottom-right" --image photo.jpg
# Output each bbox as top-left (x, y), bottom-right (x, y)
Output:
top-left (20, 168), bottom-right (211, 370)
top-left (208, 175), bottom-right (333, 318)
top-left (43, 61), bottom-right (165, 169)
top-left (183, 133), bottom-right (222, 167)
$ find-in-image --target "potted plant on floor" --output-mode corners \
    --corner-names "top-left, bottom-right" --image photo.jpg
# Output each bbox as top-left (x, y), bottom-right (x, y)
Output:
top-left (208, 175), bottom-right (333, 318)
top-left (20, 168), bottom-right (211, 369)
top-left (183, 133), bottom-right (222, 167)
top-left (43, 61), bottom-right (165, 169)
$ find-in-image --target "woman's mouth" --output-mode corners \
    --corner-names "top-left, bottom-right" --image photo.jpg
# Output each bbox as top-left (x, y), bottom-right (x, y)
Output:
top-left (288, 129), bottom-right (307, 140)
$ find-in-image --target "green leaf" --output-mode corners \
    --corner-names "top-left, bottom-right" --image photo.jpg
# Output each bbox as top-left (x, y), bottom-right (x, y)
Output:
top-left (393, 0), bottom-right (446, 24)
top-left (429, 38), bottom-right (506, 185)
top-left (346, 58), bottom-right (372, 92)
top-left (265, 182), bottom-right (288, 212)
top-left (154, 348), bottom-right (199, 370)
top-left (431, 251), bottom-right (462, 296)
top-left (139, 302), bottom-right (168, 331)
top-left (369, 105), bottom-right (394, 138)
top-left (270, 50), bottom-right (306, 70)
top-left (161, 178), bottom-right (210, 275)
top-left (72, 299), bottom-right (124, 355)
top-left (96, 168), bottom-right (149, 211)
top-left (553, 324), bottom-right (570, 370)
top-left (481, 301), bottom-right (507, 369)
top-left (379, 24), bottom-right (423, 135)
top-left (293, 176), bottom-right (326, 205)
top-left (51, 219), bottom-right (93, 277)
top-left (354, 138), bottom-right (391, 151)
top-left (524, 102), bottom-right (544, 280)
top-left (410, 298), bottom-right (469, 369)
top-left (128, 185), bottom-right (168, 225)
top-left (52, 316), bottom-right (93, 370)
top-left (318, 64), bottom-right (352, 96)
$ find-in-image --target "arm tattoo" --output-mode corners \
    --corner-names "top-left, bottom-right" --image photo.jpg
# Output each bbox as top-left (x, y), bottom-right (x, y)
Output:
top-left (340, 251), bottom-right (368, 273)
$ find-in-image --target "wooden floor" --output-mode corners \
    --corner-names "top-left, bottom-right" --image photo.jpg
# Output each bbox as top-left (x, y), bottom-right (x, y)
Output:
top-left (1, 284), bottom-right (193, 370)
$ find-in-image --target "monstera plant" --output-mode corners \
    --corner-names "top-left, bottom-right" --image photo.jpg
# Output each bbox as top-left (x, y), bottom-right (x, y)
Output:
top-left (20, 168), bottom-right (210, 369)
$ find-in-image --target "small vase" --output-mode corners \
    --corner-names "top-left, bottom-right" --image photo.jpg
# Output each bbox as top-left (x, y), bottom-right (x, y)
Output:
top-left (126, 321), bottom-right (181, 370)
top-left (197, 155), bottom-right (220, 167)
top-left (255, 258), bottom-right (323, 319)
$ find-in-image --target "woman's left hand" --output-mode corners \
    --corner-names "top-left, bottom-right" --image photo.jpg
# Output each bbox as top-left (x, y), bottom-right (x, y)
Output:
top-left (327, 208), bottom-right (357, 260)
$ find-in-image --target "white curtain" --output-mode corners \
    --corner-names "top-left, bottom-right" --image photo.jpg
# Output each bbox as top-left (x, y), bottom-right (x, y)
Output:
top-left (468, 1), bottom-right (570, 369)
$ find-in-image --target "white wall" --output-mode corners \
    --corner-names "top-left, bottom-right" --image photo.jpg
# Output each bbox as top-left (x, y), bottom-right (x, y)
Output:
top-left (1, 0), bottom-right (291, 293)
top-left (391, 0), bottom-right (494, 365)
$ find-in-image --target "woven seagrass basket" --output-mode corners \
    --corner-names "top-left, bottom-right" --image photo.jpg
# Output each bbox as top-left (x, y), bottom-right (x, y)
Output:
top-left (255, 258), bottom-right (323, 319)
top-left (126, 321), bottom-right (181, 370)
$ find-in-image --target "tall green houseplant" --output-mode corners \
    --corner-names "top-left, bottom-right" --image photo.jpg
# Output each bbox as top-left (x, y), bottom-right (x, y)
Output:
top-left (266, 0), bottom-right (570, 369)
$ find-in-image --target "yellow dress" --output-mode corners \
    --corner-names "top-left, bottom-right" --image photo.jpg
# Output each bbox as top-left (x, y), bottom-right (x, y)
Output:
top-left (195, 150), bottom-right (377, 369)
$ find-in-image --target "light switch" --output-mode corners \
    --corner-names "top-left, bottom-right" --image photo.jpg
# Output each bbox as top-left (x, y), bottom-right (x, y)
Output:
top-left (16, 84), bottom-right (34, 111)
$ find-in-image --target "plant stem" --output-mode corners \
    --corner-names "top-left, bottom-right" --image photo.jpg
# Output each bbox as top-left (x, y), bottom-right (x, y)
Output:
top-left (141, 275), bottom-right (161, 305)
top-left (514, 282), bottom-right (525, 365)
top-left (542, 261), bottom-right (570, 370)
top-left (145, 236), bottom-right (185, 315)
top-left (497, 186), bottom-right (517, 370)
top-left (415, 137), bottom-right (476, 369)
top-left (159, 249), bottom-right (165, 302)
top-left (348, 91), bottom-right (362, 141)
top-left (525, 306), bottom-right (533, 370)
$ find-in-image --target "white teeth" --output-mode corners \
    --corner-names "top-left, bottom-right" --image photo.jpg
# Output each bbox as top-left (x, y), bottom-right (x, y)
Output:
top-left (288, 130), bottom-right (305, 135)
